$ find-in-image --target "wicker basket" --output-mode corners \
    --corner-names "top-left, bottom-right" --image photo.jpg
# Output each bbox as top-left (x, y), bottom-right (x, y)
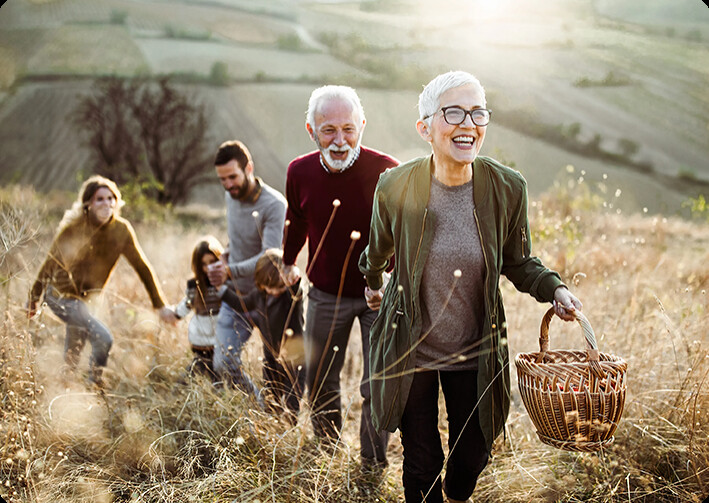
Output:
top-left (515, 308), bottom-right (627, 452)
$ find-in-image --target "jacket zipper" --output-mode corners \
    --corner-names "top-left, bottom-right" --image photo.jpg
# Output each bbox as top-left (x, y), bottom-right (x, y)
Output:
top-left (474, 205), bottom-right (500, 441)
top-left (521, 225), bottom-right (528, 258)
top-left (410, 208), bottom-right (428, 312)
top-left (473, 208), bottom-right (492, 326)
top-left (384, 208), bottom-right (428, 429)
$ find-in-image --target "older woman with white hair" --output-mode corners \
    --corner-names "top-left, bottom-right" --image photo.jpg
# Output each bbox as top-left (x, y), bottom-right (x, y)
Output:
top-left (28, 175), bottom-right (176, 386)
top-left (359, 71), bottom-right (582, 503)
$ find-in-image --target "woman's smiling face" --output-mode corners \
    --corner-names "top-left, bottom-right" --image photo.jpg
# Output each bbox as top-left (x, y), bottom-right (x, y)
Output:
top-left (421, 83), bottom-right (488, 169)
top-left (87, 187), bottom-right (116, 225)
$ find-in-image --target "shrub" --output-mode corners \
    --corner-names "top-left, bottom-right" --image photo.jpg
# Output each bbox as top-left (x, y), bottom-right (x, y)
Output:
top-left (682, 194), bottom-right (709, 222)
top-left (209, 61), bottom-right (230, 86)
top-left (678, 167), bottom-right (697, 181)
top-left (617, 137), bottom-right (640, 157)
top-left (72, 77), bottom-right (214, 205)
top-left (110, 9), bottom-right (128, 25)
top-left (686, 29), bottom-right (702, 42)
top-left (276, 33), bottom-right (304, 51)
top-left (574, 70), bottom-right (631, 87)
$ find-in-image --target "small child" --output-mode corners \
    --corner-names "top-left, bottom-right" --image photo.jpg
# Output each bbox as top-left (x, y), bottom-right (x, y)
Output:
top-left (216, 248), bottom-right (305, 421)
top-left (173, 236), bottom-right (226, 381)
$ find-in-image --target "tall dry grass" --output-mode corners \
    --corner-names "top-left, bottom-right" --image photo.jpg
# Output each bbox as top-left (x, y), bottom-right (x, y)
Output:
top-left (1, 177), bottom-right (707, 502)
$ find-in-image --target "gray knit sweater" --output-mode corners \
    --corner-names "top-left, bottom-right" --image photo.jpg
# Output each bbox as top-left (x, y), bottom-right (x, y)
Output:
top-left (416, 177), bottom-right (486, 370)
top-left (225, 178), bottom-right (287, 293)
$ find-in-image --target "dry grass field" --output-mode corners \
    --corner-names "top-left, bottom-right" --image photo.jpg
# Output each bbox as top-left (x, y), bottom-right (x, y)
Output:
top-left (134, 38), bottom-right (365, 82)
top-left (1, 174), bottom-right (708, 502)
top-left (25, 25), bottom-right (148, 76)
top-left (1, 2), bottom-right (708, 499)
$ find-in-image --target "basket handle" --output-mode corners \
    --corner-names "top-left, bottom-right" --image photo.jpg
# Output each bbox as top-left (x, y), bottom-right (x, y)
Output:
top-left (537, 307), bottom-right (605, 378)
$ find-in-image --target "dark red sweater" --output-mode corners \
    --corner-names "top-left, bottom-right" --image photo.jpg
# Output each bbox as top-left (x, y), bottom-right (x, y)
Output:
top-left (283, 147), bottom-right (398, 298)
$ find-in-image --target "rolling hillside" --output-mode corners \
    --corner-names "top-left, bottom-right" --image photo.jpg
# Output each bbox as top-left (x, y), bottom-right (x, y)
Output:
top-left (0, 0), bottom-right (708, 216)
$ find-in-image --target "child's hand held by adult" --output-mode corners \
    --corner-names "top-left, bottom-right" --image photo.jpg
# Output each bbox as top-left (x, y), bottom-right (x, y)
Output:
top-left (283, 264), bottom-right (301, 286)
top-left (158, 306), bottom-right (178, 326)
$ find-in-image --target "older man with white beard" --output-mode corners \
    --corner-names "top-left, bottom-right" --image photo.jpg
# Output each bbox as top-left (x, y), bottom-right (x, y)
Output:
top-left (282, 85), bottom-right (398, 470)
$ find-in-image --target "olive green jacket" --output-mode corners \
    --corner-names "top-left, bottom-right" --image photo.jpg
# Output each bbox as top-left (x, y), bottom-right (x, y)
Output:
top-left (359, 154), bottom-right (564, 450)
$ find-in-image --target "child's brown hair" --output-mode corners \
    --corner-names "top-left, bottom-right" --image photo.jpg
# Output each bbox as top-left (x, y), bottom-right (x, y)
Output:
top-left (192, 235), bottom-right (224, 285)
top-left (254, 248), bottom-right (286, 290)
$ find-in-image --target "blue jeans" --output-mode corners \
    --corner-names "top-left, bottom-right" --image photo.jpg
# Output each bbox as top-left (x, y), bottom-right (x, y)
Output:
top-left (400, 369), bottom-right (489, 503)
top-left (45, 287), bottom-right (112, 383)
top-left (214, 302), bottom-right (260, 398)
top-left (305, 286), bottom-right (390, 463)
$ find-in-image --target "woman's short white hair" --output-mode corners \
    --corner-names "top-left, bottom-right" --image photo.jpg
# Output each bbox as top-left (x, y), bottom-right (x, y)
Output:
top-left (418, 71), bottom-right (486, 125)
top-left (306, 85), bottom-right (365, 128)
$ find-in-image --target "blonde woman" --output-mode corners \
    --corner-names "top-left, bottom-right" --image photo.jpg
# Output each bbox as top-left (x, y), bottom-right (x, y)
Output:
top-left (28, 175), bottom-right (176, 386)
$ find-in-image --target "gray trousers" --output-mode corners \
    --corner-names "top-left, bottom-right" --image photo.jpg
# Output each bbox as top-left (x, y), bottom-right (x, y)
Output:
top-left (305, 286), bottom-right (390, 462)
top-left (45, 287), bottom-right (112, 383)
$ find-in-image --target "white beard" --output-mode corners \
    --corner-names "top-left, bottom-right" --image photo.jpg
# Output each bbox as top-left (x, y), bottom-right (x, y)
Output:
top-left (317, 137), bottom-right (362, 172)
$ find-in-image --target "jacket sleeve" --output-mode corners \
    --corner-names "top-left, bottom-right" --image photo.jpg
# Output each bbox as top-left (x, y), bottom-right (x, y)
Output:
top-left (120, 221), bottom-right (167, 309)
top-left (359, 178), bottom-right (395, 290)
top-left (501, 179), bottom-right (564, 303)
top-left (173, 296), bottom-right (191, 319)
top-left (220, 286), bottom-right (261, 313)
top-left (29, 227), bottom-right (70, 304)
top-left (173, 281), bottom-right (195, 319)
top-left (30, 245), bottom-right (59, 305)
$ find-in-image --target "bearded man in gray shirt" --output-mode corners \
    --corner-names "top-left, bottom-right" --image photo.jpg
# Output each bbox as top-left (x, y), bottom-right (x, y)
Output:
top-left (207, 140), bottom-right (287, 397)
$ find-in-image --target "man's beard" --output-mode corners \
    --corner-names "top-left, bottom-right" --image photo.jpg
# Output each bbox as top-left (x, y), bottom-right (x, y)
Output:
top-left (316, 136), bottom-right (362, 172)
top-left (229, 179), bottom-right (251, 200)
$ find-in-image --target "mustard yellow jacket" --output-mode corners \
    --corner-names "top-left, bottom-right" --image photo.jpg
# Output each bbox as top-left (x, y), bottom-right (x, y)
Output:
top-left (31, 215), bottom-right (166, 309)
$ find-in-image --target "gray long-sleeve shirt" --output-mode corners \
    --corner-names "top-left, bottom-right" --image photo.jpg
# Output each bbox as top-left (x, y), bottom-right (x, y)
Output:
top-left (225, 178), bottom-right (287, 293)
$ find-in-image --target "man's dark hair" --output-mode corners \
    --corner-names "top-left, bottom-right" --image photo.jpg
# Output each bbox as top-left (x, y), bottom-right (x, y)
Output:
top-left (214, 140), bottom-right (253, 169)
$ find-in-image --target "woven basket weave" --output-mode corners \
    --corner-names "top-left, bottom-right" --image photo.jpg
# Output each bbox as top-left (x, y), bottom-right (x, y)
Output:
top-left (515, 308), bottom-right (627, 452)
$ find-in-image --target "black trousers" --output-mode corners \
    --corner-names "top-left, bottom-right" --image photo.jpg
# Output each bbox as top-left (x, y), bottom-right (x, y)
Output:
top-left (189, 347), bottom-right (217, 382)
top-left (400, 369), bottom-right (490, 503)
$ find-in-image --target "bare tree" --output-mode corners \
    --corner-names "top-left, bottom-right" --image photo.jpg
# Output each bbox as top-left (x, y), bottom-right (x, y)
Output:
top-left (72, 77), bottom-right (214, 205)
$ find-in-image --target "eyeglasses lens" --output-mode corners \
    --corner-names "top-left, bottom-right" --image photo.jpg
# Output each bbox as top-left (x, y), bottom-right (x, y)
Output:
top-left (443, 108), bottom-right (490, 126)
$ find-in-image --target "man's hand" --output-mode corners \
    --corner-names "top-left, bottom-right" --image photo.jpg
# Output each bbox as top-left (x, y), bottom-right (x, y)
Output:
top-left (207, 261), bottom-right (228, 288)
top-left (553, 286), bottom-right (583, 321)
top-left (365, 287), bottom-right (384, 311)
top-left (158, 306), bottom-right (178, 326)
top-left (364, 272), bottom-right (390, 311)
top-left (283, 264), bottom-right (301, 287)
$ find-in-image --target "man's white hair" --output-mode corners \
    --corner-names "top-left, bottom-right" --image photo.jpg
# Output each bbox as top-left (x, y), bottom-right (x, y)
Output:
top-left (418, 71), bottom-right (486, 125)
top-left (306, 85), bottom-right (365, 128)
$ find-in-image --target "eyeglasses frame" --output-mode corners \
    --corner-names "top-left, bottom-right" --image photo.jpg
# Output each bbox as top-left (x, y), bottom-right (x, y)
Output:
top-left (424, 106), bottom-right (493, 127)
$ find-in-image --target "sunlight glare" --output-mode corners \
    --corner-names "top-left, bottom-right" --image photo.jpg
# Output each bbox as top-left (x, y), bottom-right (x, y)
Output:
top-left (415, 0), bottom-right (514, 24)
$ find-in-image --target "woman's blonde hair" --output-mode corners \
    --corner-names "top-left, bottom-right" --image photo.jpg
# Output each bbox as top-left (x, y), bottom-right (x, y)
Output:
top-left (59, 175), bottom-right (125, 230)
